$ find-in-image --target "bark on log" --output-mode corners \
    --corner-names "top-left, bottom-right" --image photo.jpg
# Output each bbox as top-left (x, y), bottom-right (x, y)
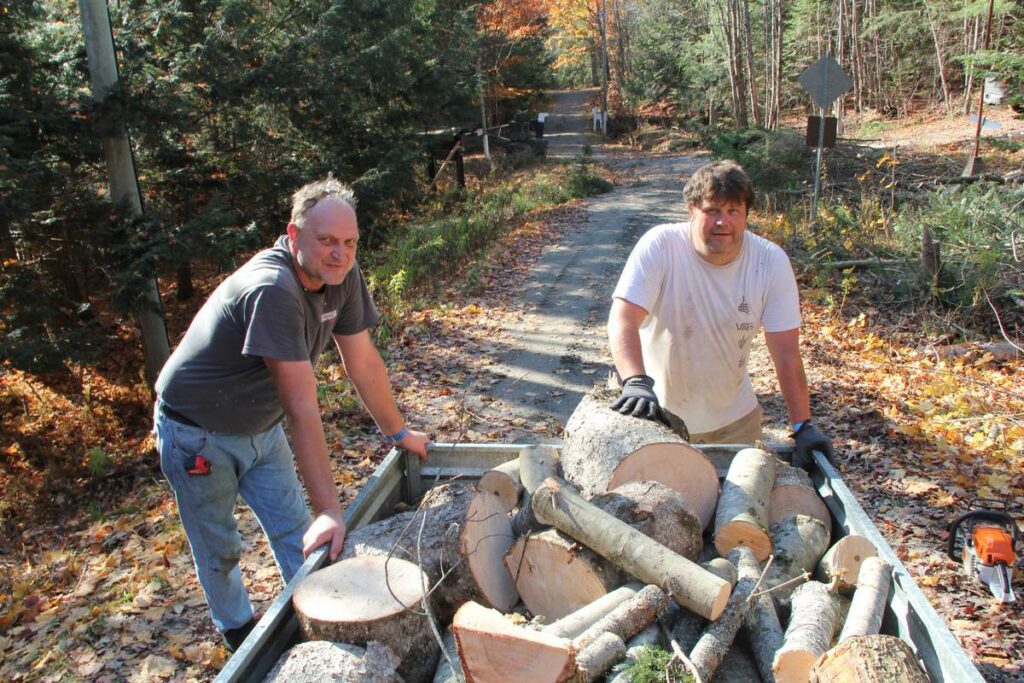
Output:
top-left (342, 482), bottom-right (518, 620)
top-left (543, 584), bottom-right (642, 639)
top-left (478, 459), bottom-right (522, 513)
top-left (838, 557), bottom-right (893, 642)
top-left (671, 610), bottom-right (707, 653)
top-left (711, 644), bottom-right (763, 683)
top-left (744, 555), bottom-right (785, 683)
top-left (770, 461), bottom-right (831, 529)
top-left (505, 528), bottom-right (622, 620)
top-left (604, 624), bottom-right (662, 683)
top-left (263, 640), bottom-right (402, 683)
top-left (812, 634), bottom-right (929, 683)
top-left (452, 601), bottom-right (574, 683)
top-left (715, 447), bottom-right (776, 561)
top-left (573, 584), bottom-right (669, 652)
top-left (772, 581), bottom-right (841, 683)
top-left (816, 535), bottom-right (878, 593)
top-left (512, 444), bottom-right (562, 536)
top-left (703, 557), bottom-right (738, 587)
top-left (765, 514), bottom-right (832, 606)
top-left (590, 480), bottom-right (703, 561)
top-left (689, 547), bottom-right (760, 682)
top-left (433, 628), bottom-right (462, 683)
top-left (573, 631), bottom-right (627, 682)
top-left (532, 477), bottom-right (732, 621)
top-left (292, 556), bottom-right (438, 683)
top-left (561, 388), bottom-right (719, 529)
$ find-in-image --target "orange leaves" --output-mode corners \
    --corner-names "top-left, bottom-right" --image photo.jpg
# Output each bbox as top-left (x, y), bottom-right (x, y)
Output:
top-left (478, 0), bottom-right (548, 40)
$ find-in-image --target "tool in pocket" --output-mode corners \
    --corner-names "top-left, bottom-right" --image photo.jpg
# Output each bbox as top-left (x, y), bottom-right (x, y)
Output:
top-left (184, 454), bottom-right (212, 476)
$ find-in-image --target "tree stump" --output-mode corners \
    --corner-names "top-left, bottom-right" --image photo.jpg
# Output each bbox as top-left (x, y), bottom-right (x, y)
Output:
top-left (504, 528), bottom-right (622, 621)
top-left (812, 634), bottom-right (929, 683)
top-left (590, 481), bottom-right (703, 561)
top-left (292, 556), bottom-right (438, 683)
top-left (770, 460), bottom-right (831, 529)
top-left (766, 514), bottom-right (832, 606)
top-left (714, 447), bottom-right (776, 561)
top-left (817, 535), bottom-right (878, 593)
top-left (561, 388), bottom-right (719, 529)
top-left (341, 482), bottom-right (518, 620)
top-left (772, 581), bottom-right (841, 683)
top-left (838, 557), bottom-right (893, 641)
top-left (263, 640), bottom-right (402, 683)
top-left (478, 459), bottom-right (522, 513)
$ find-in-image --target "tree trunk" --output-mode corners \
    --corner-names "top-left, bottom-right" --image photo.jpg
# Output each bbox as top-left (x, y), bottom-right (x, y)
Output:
top-left (838, 557), bottom-right (893, 641)
top-left (770, 461), bottom-right (831, 529)
top-left (478, 459), bottom-right (522, 513)
top-left (591, 480), bottom-right (703, 561)
top-left (765, 514), bottom-right (832, 606)
top-left (813, 634), bottom-right (929, 682)
top-left (715, 447), bottom-right (776, 561)
top-left (293, 556), bottom-right (439, 683)
top-left (265, 640), bottom-right (402, 683)
top-left (532, 478), bottom-right (731, 621)
top-left (561, 388), bottom-right (719, 529)
top-left (816, 535), bottom-right (878, 593)
top-left (772, 581), bottom-right (841, 683)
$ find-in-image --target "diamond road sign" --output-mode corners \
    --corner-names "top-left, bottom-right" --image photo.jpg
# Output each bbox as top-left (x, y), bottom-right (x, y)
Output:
top-left (798, 55), bottom-right (853, 109)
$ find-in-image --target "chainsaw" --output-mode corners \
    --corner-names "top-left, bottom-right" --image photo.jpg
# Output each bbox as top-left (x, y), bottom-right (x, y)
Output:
top-left (947, 498), bottom-right (1021, 603)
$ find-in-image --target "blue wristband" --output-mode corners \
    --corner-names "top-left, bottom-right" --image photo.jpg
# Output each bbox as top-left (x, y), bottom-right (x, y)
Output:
top-left (792, 420), bottom-right (806, 434)
top-left (385, 426), bottom-right (409, 444)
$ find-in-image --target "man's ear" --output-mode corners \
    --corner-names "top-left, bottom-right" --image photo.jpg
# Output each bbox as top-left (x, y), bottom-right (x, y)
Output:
top-left (286, 222), bottom-right (300, 242)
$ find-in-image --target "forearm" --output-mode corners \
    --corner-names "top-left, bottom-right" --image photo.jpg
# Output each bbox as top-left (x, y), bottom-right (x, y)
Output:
top-left (346, 351), bottom-right (405, 435)
top-left (765, 329), bottom-right (811, 427)
top-left (608, 300), bottom-right (647, 379)
top-left (287, 406), bottom-right (342, 516)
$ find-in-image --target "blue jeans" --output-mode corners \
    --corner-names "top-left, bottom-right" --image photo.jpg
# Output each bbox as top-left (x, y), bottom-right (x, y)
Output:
top-left (154, 404), bottom-right (311, 632)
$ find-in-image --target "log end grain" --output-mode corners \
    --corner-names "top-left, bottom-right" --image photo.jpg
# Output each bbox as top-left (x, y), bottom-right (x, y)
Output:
top-left (293, 556), bottom-right (424, 629)
top-left (478, 463), bottom-right (522, 513)
top-left (773, 649), bottom-right (820, 683)
top-left (770, 484), bottom-right (832, 529)
top-left (817, 535), bottom-right (878, 592)
top-left (463, 489), bottom-right (519, 611)
top-left (714, 519), bottom-right (773, 562)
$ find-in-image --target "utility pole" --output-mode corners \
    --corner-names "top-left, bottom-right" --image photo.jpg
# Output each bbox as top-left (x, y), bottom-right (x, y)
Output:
top-left (478, 57), bottom-right (491, 164)
top-left (963, 0), bottom-right (995, 177)
top-left (598, 0), bottom-right (610, 135)
top-left (79, 0), bottom-right (170, 387)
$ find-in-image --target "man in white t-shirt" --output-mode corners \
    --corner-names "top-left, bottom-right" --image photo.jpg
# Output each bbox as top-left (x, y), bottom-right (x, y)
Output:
top-left (607, 160), bottom-right (832, 466)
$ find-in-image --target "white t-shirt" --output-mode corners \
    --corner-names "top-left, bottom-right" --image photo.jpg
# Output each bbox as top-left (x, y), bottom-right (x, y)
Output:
top-left (613, 223), bottom-right (801, 433)
top-left (537, 113), bottom-right (548, 123)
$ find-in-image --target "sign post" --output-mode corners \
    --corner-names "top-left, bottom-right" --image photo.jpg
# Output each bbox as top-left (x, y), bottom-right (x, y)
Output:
top-left (798, 55), bottom-right (853, 223)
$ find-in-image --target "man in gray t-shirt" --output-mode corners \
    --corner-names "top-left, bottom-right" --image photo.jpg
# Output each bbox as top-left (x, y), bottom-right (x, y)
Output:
top-left (153, 177), bottom-right (429, 650)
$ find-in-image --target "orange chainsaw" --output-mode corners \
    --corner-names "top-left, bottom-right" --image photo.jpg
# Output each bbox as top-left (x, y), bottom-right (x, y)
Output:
top-left (947, 498), bottom-right (1021, 603)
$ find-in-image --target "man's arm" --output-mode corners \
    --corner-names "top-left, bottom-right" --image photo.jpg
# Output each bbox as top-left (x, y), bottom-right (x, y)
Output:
top-left (608, 297), bottom-right (649, 379)
top-left (333, 330), bottom-right (430, 460)
top-left (263, 358), bottom-right (346, 560)
top-left (763, 328), bottom-right (809, 426)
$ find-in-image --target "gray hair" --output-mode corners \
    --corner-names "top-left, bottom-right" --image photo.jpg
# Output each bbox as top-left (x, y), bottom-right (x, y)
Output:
top-left (290, 176), bottom-right (357, 227)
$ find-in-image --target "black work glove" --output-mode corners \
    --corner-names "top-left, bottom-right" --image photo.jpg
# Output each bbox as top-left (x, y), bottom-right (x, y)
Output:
top-left (792, 420), bottom-right (834, 469)
top-left (611, 375), bottom-right (670, 427)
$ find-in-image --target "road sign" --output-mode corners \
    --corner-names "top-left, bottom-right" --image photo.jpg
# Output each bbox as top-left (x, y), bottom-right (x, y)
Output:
top-left (798, 55), bottom-right (853, 109)
top-left (969, 113), bottom-right (1002, 130)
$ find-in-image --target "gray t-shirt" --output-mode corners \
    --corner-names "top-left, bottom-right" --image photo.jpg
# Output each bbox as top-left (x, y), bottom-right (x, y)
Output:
top-left (155, 235), bottom-right (379, 433)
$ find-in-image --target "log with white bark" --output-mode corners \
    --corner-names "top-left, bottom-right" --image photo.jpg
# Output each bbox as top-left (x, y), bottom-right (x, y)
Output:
top-left (574, 632), bottom-right (627, 682)
top-left (560, 388), bottom-right (719, 529)
top-left (838, 557), bottom-right (893, 641)
top-left (812, 634), bottom-right (929, 682)
top-left (511, 444), bottom-right (562, 537)
top-left (341, 482), bottom-right (518, 620)
top-left (744, 555), bottom-right (785, 683)
top-left (504, 528), bottom-right (622, 620)
top-left (571, 585), bottom-right (668, 682)
top-left (477, 459), bottom-right (522, 513)
top-left (452, 601), bottom-right (575, 683)
top-left (590, 480), bottom-right (703, 561)
top-left (772, 581), bottom-right (841, 683)
top-left (292, 555), bottom-right (439, 683)
top-left (689, 547), bottom-right (760, 682)
top-left (263, 640), bottom-right (402, 683)
top-left (543, 583), bottom-right (642, 639)
top-left (532, 477), bottom-right (732, 621)
top-left (764, 514), bottom-right (832, 606)
top-left (703, 557), bottom-right (738, 587)
top-left (714, 447), bottom-right (776, 561)
top-left (670, 610), bottom-right (707, 653)
top-left (770, 461), bottom-right (831, 529)
top-left (816, 535), bottom-right (878, 593)
top-left (605, 622), bottom-right (664, 683)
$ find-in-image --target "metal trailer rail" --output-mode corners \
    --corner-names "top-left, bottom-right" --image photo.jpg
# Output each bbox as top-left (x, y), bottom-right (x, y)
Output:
top-left (215, 443), bottom-right (983, 683)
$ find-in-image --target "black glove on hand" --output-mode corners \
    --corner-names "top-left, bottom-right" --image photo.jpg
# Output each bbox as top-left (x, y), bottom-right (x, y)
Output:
top-left (611, 375), bottom-right (670, 426)
top-left (792, 420), bottom-right (834, 469)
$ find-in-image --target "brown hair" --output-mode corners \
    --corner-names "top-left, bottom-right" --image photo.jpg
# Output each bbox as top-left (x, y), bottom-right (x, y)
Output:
top-left (290, 175), bottom-right (356, 228)
top-left (683, 160), bottom-right (755, 213)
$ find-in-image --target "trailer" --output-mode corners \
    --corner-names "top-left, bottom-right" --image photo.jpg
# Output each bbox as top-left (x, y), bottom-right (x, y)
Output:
top-left (214, 443), bottom-right (983, 682)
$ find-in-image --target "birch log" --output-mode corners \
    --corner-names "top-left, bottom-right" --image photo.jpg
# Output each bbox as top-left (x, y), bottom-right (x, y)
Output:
top-left (744, 555), bottom-right (785, 683)
top-left (543, 584), bottom-right (642, 639)
top-left (770, 460), bottom-right (831, 528)
top-left (715, 447), bottom-right (776, 561)
top-left (590, 480), bottom-right (704, 561)
top-left (560, 388), bottom-right (719, 529)
top-left (812, 634), bottom-right (929, 682)
top-left (817, 536), bottom-right (878, 593)
top-left (765, 514), bottom-right (832, 606)
top-left (511, 444), bottom-right (562, 536)
top-left (571, 585), bottom-right (668, 682)
top-left (532, 477), bottom-right (732, 620)
top-left (574, 632), bottom-right (627, 682)
top-left (689, 547), bottom-right (760, 682)
top-left (772, 581), bottom-right (841, 683)
top-left (477, 459), bottom-right (522, 513)
top-left (838, 557), bottom-right (893, 641)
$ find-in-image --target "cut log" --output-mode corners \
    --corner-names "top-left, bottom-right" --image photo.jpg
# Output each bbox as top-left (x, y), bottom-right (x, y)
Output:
top-left (478, 459), bottom-right (522, 513)
top-left (512, 444), bottom-right (562, 537)
top-left (765, 514), bottom-right (832, 606)
top-left (772, 581), bottom-right (841, 683)
top-left (342, 482), bottom-right (518, 620)
top-left (561, 388), bottom-right (719, 529)
top-left (543, 584), bottom-right (642, 639)
top-left (590, 480), bottom-right (703, 561)
top-left (838, 557), bottom-right (893, 641)
top-left (433, 628), bottom-right (462, 683)
top-left (292, 556), bottom-right (438, 683)
top-left (714, 447), bottom-right (776, 561)
top-left (504, 528), bottom-right (622, 620)
top-left (744, 554), bottom-right (785, 683)
top-left (452, 601), bottom-right (575, 683)
top-left (573, 584), bottom-right (669, 652)
top-left (532, 477), bottom-right (732, 621)
top-left (263, 640), bottom-right (402, 683)
top-left (689, 547), bottom-right (760, 682)
top-left (703, 557), bottom-right (738, 587)
top-left (817, 536), bottom-right (878, 593)
top-left (605, 623), bottom-right (663, 683)
top-left (770, 461), bottom-right (831, 529)
top-left (575, 632), bottom-right (627, 682)
top-left (812, 634), bottom-right (929, 682)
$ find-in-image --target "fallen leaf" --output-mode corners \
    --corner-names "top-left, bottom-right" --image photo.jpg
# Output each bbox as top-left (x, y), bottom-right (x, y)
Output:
top-left (129, 654), bottom-right (176, 682)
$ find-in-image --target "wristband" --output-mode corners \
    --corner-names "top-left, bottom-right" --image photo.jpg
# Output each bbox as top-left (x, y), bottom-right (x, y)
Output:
top-left (792, 420), bottom-right (807, 434)
top-left (384, 426), bottom-right (409, 444)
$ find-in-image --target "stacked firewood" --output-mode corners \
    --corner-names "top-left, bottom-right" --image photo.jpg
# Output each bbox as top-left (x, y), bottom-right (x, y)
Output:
top-left (266, 388), bottom-right (930, 683)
